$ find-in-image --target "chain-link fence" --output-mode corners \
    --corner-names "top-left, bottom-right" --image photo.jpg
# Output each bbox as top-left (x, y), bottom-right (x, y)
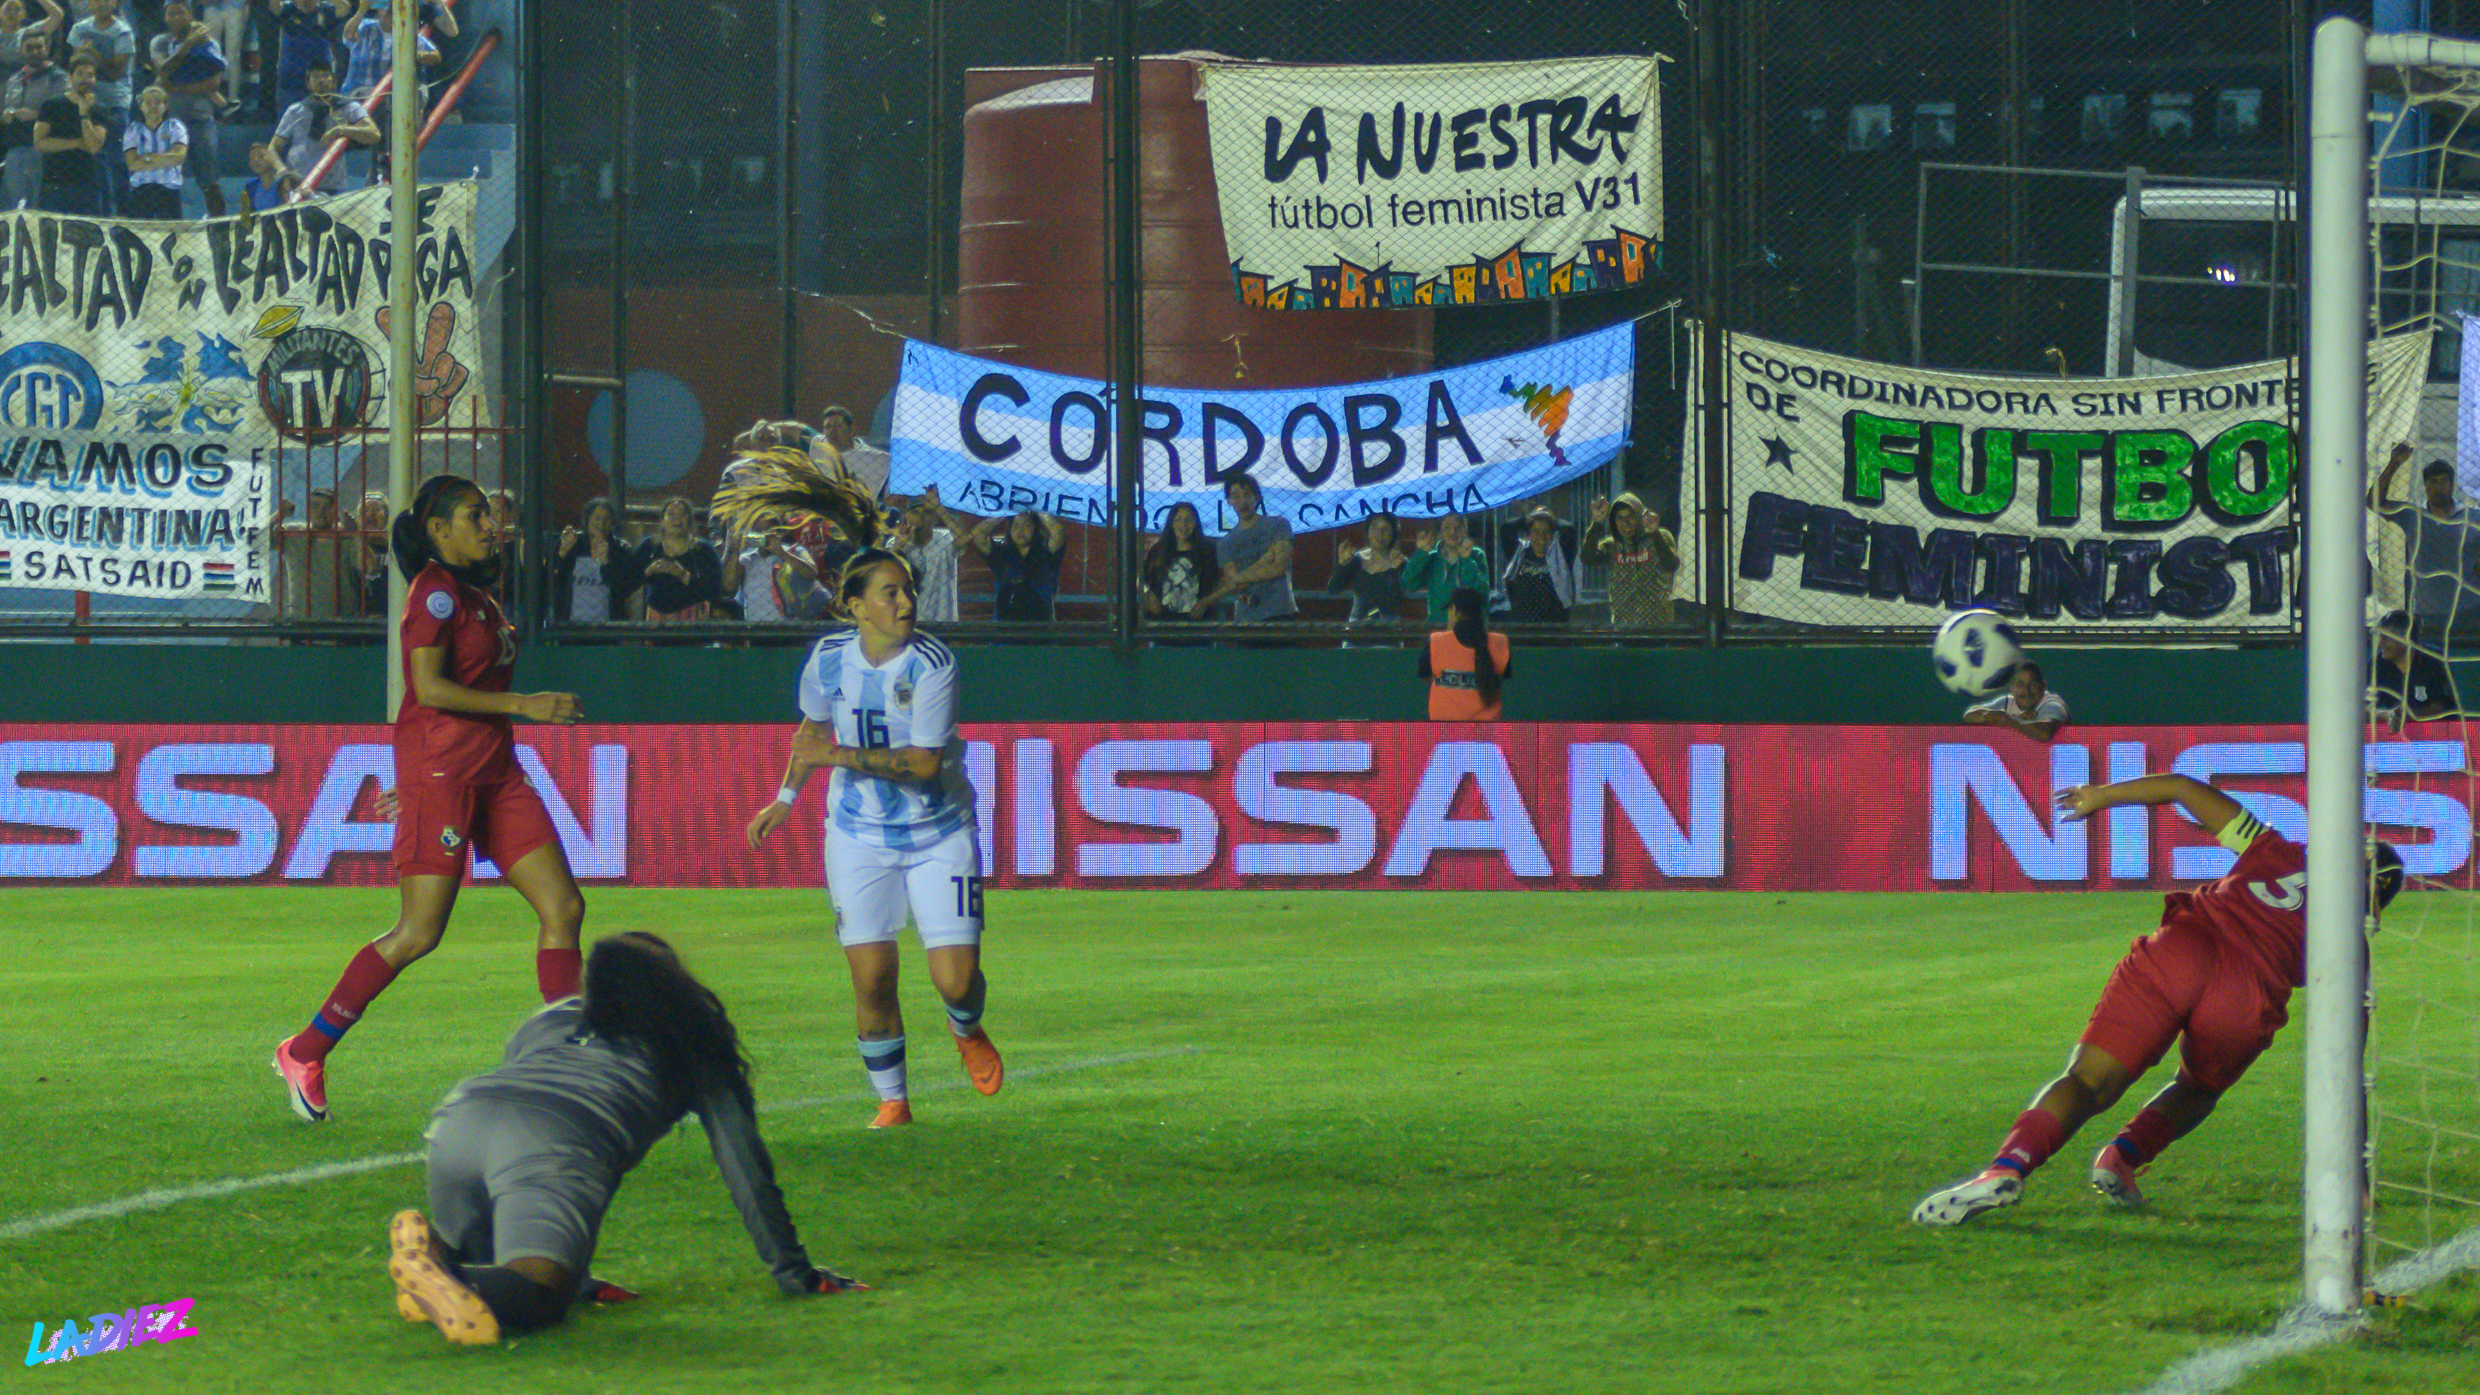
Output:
top-left (0, 0), bottom-right (518, 638)
top-left (4, 0), bottom-right (2414, 646)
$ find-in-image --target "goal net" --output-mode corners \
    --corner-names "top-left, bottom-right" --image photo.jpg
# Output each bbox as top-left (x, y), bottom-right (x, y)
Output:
top-left (2313, 20), bottom-right (2480, 1317)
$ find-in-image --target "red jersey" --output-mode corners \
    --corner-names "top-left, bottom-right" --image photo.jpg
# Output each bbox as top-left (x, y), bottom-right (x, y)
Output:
top-left (2159, 811), bottom-right (2309, 987)
top-left (395, 561), bottom-right (519, 787)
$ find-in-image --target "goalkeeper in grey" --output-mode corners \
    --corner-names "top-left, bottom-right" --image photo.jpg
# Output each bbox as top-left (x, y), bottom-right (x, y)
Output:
top-left (386, 932), bottom-right (863, 1347)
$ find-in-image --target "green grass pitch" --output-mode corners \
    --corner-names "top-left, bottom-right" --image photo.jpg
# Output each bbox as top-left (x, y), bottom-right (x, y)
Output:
top-left (0, 887), bottom-right (2471, 1393)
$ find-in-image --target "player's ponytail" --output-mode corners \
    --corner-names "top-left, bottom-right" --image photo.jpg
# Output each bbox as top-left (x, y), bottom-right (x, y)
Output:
top-left (391, 475), bottom-right (482, 582)
top-left (581, 932), bottom-right (755, 1108)
top-left (1449, 586), bottom-right (1499, 706)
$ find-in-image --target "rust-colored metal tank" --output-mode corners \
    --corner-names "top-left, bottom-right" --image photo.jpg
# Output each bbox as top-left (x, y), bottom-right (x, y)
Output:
top-left (958, 55), bottom-right (1433, 389)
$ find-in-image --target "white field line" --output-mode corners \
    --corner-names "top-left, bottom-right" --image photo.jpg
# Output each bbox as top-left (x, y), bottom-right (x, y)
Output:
top-left (0, 1046), bottom-right (1200, 1245)
top-left (2120, 1223), bottom-right (2480, 1395)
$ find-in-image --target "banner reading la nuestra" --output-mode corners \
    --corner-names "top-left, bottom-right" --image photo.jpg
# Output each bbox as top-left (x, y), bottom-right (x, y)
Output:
top-left (1689, 329), bottom-right (2427, 630)
top-left (1195, 56), bottom-right (1663, 310)
top-left (0, 183), bottom-right (484, 599)
top-left (888, 324), bottom-right (1632, 534)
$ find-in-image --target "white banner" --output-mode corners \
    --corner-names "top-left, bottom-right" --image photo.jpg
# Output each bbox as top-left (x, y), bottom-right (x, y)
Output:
top-left (1196, 56), bottom-right (1663, 309)
top-left (1689, 330), bottom-right (2430, 630)
top-left (0, 183), bottom-right (484, 599)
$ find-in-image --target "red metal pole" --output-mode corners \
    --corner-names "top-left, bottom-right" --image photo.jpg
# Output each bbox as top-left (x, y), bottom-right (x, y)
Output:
top-left (289, 8), bottom-right (487, 202)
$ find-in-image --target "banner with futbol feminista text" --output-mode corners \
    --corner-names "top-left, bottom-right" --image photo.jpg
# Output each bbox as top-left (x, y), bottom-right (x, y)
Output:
top-left (1689, 329), bottom-right (2428, 630)
top-left (0, 183), bottom-right (485, 599)
top-left (1195, 56), bottom-right (1663, 309)
top-left (888, 324), bottom-right (1632, 534)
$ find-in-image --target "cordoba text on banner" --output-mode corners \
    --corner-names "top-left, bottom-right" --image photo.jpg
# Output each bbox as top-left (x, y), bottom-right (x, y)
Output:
top-left (1689, 329), bottom-right (2427, 630)
top-left (888, 324), bottom-right (1633, 533)
top-left (1195, 56), bottom-right (1664, 309)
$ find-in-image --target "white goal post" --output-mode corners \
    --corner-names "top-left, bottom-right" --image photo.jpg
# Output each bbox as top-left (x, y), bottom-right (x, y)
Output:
top-left (2307, 16), bottom-right (2480, 1319)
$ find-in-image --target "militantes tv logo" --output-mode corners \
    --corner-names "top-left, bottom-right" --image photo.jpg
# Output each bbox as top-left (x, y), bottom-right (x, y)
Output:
top-left (24, 1300), bottom-right (198, 1366)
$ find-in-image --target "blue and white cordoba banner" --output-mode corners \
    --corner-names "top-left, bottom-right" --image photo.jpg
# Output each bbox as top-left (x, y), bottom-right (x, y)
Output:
top-left (1195, 56), bottom-right (1664, 309)
top-left (0, 427), bottom-right (273, 601)
top-left (888, 324), bottom-right (1633, 533)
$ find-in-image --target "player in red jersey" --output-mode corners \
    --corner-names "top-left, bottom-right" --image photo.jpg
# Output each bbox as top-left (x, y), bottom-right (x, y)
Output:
top-left (273, 475), bottom-right (589, 1123)
top-left (1911, 774), bottom-right (2405, 1225)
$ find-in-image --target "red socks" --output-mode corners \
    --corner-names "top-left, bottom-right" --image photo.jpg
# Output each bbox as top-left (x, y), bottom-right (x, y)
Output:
top-left (2115, 1107), bottom-right (2178, 1166)
top-left (298, 945), bottom-right (403, 1061)
top-left (536, 948), bottom-right (582, 1002)
top-left (1992, 1108), bottom-right (2070, 1177)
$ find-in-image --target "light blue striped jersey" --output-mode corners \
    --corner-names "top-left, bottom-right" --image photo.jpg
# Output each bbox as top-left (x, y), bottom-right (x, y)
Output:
top-left (795, 629), bottom-right (972, 849)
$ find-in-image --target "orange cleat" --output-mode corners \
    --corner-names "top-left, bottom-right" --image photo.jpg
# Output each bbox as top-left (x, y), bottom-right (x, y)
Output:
top-left (2090, 1142), bottom-right (2148, 1207)
top-left (867, 1099), bottom-right (913, 1130)
top-left (386, 1210), bottom-right (500, 1346)
top-left (955, 1029), bottom-right (1004, 1096)
top-left (271, 1036), bottom-right (329, 1122)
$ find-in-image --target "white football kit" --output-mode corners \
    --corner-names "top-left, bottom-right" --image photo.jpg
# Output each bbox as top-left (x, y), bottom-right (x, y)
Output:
top-left (796, 629), bottom-right (981, 948)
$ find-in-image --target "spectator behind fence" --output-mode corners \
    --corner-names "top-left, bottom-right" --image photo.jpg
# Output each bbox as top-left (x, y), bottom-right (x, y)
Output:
top-left (1327, 510), bottom-right (1409, 631)
top-left (31, 52), bottom-right (101, 213)
top-left (1501, 507), bottom-right (1577, 624)
top-left (1962, 662), bottom-right (2068, 744)
top-left (638, 496), bottom-right (722, 624)
top-left (967, 508), bottom-right (1064, 621)
top-left (352, 489), bottom-right (390, 615)
top-left (147, 1), bottom-right (226, 216)
top-left (198, 0), bottom-right (246, 109)
top-left (1139, 500), bottom-right (1219, 624)
top-left (240, 137), bottom-right (294, 206)
top-left (3, 29), bottom-right (68, 212)
top-left (2372, 608), bottom-right (2457, 728)
top-left (1417, 586), bottom-right (1511, 721)
top-left (552, 497), bottom-right (643, 624)
top-left (118, 83), bottom-right (183, 218)
top-left (815, 404), bottom-right (890, 498)
top-left (65, 0), bottom-right (132, 209)
top-left (270, 0), bottom-right (346, 115)
top-left (892, 487), bottom-right (960, 624)
top-left (341, 0), bottom-right (439, 105)
top-left (1203, 476), bottom-right (1297, 625)
top-left (722, 528), bottom-right (816, 625)
top-left (270, 56), bottom-right (374, 189)
top-left (1584, 491), bottom-right (1680, 628)
top-left (275, 487), bottom-right (340, 619)
top-left (1402, 513), bottom-right (1490, 626)
top-left (1, 0), bottom-right (64, 60)
top-left (2368, 442), bottom-right (2480, 651)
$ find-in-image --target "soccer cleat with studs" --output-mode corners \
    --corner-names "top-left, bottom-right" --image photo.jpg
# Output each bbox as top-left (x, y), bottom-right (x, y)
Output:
top-left (387, 1210), bottom-right (500, 1346)
top-left (954, 1028), bottom-right (1004, 1096)
top-left (271, 1036), bottom-right (329, 1122)
top-left (2090, 1142), bottom-right (2148, 1207)
top-left (1910, 1167), bottom-right (2024, 1226)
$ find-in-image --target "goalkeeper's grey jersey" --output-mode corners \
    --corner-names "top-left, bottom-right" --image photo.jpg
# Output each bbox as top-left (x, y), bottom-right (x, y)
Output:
top-left (436, 999), bottom-right (818, 1293)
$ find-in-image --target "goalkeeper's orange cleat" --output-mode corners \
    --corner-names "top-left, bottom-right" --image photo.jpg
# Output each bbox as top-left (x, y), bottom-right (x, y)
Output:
top-left (387, 1210), bottom-right (499, 1346)
top-left (867, 1099), bottom-right (913, 1129)
top-left (955, 1028), bottom-right (1004, 1096)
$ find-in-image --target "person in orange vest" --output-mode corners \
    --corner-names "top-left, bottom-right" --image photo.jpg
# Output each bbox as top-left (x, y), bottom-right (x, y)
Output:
top-left (1416, 586), bottom-right (1511, 720)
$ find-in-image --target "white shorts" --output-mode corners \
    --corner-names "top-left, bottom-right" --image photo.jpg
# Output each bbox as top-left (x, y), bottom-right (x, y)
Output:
top-left (825, 822), bottom-right (983, 950)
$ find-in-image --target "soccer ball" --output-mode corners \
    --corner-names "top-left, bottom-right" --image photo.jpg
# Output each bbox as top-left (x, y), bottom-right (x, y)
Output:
top-left (1931, 610), bottom-right (2023, 697)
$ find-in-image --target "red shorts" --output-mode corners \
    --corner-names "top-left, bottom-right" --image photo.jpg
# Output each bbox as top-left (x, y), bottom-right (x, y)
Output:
top-left (2080, 916), bottom-right (2292, 1094)
top-left (391, 777), bottom-right (561, 879)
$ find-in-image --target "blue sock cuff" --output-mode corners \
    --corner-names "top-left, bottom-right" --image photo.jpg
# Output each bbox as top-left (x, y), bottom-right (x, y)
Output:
top-left (858, 1036), bottom-right (906, 1065)
top-left (307, 1013), bottom-right (347, 1041)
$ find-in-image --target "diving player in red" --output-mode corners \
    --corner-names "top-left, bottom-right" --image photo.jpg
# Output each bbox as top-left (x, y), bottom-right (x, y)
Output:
top-left (1911, 774), bottom-right (2405, 1225)
top-left (273, 475), bottom-right (590, 1122)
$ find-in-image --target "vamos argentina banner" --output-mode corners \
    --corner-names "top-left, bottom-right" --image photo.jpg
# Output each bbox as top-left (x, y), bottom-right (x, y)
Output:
top-left (0, 183), bottom-right (483, 599)
top-left (888, 324), bottom-right (1632, 532)
top-left (1195, 56), bottom-right (1663, 309)
top-left (1692, 330), bottom-right (2428, 630)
